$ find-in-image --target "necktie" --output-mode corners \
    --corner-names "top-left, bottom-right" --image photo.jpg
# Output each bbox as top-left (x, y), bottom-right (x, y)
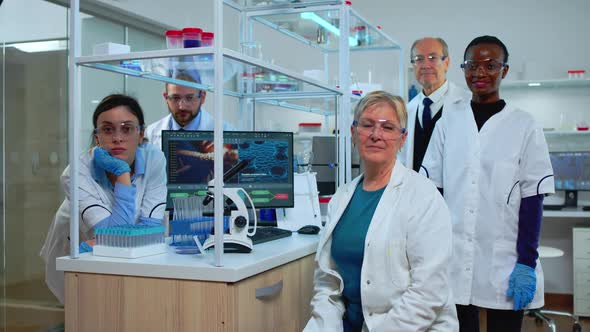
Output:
top-left (422, 97), bottom-right (433, 129)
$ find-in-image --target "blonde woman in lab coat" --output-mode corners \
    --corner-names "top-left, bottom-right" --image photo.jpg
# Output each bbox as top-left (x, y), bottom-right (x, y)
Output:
top-left (421, 36), bottom-right (554, 331)
top-left (304, 91), bottom-right (458, 332)
top-left (40, 94), bottom-right (167, 304)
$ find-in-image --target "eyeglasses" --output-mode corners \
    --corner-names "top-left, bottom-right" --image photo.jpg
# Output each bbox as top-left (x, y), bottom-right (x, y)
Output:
top-left (165, 93), bottom-right (201, 105)
top-left (353, 119), bottom-right (406, 141)
top-left (411, 54), bottom-right (447, 65)
top-left (94, 123), bottom-right (141, 139)
top-left (461, 59), bottom-right (506, 73)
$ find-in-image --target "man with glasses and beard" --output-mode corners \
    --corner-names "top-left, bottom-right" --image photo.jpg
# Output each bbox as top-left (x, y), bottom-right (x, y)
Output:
top-left (400, 37), bottom-right (470, 173)
top-left (146, 70), bottom-right (234, 149)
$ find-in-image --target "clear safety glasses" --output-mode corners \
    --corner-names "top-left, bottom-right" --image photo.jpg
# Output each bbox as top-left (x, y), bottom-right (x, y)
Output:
top-left (353, 118), bottom-right (406, 141)
top-left (94, 122), bottom-right (142, 139)
top-left (411, 54), bottom-right (447, 65)
top-left (165, 92), bottom-right (202, 105)
top-left (461, 59), bottom-right (506, 74)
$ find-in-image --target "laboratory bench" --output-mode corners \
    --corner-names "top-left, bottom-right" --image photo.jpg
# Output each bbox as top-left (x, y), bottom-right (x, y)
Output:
top-left (57, 233), bottom-right (319, 332)
top-left (543, 208), bottom-right (590, 219)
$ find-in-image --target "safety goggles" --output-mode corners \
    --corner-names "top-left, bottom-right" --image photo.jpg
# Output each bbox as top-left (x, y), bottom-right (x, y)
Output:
top-left (164, 92), bottom-right (203, 105)
top-left (353, 118), bottom-right (406, 141)
top-left (94, 122), bottom-right (142, 139)
top-left (411, 54), bottom-right (447, 65)
top-left (461, 59), bottom-right (506, 73)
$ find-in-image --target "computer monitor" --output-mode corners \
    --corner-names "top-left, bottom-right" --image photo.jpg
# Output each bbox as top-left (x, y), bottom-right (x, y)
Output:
top-left (162, 130), bottom-right (294, 210)
top-left (549, 151), bottom-right (590, 207)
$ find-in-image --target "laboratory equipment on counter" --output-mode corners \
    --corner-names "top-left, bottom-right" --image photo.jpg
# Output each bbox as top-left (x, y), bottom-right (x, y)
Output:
top-left (202, 160), bottom-right (258, 253)
top-left (546, 151), bottom-right (590, 209)
top-left (169, 195), bottom-right (229, 246)
top-left (277, 172), bottom-right (322, 231)
top-left (93, 225), bottom-right (166, 259)
top-left (162, 130), bottom-right (294, 209)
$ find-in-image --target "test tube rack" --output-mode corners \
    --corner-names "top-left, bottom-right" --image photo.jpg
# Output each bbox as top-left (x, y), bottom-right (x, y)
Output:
top-left (169, 216), bottom-right (230, 247)
top-left (93, 225), bottom-right (167, 259)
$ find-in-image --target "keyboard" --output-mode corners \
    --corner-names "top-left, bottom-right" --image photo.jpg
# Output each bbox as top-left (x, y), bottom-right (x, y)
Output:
top-left (248, 227), bottom-right (292, 245)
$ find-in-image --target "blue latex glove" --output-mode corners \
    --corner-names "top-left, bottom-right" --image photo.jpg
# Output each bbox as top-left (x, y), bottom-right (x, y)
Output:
top-left (94, 147), bottom-right (131, 176)
top-left (138, 217), bottom-right (162, 226)
top-left (79, 241), bottom-right (94, 253)
top-left (506, 263), bottom-right (536, 310)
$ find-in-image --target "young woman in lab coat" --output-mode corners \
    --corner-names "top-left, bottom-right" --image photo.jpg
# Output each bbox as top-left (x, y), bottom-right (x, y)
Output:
top-left (40, 94), bottom-right (167, 304)
top-left (421, 36), bottom-right (554, 331)
top-left (304, 91), bottom-right (458, 332)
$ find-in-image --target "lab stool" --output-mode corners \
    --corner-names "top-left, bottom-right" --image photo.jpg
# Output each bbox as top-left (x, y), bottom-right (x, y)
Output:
top-left (525, 246), bottom-right (582, 332)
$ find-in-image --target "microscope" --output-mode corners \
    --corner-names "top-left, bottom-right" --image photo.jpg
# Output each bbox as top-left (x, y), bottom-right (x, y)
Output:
top-left (202, 160), bottom-right (258, 253)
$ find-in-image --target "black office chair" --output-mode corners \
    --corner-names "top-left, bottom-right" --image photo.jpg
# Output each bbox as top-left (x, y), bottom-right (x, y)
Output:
top-left (525, 246), bottom-right (582, 332)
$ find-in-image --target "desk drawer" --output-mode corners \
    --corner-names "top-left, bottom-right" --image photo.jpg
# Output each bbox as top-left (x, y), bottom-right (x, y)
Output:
top-left (228, 254), bottom-right (314, 332)
top-left (574, 228), bottom-right (590, 259)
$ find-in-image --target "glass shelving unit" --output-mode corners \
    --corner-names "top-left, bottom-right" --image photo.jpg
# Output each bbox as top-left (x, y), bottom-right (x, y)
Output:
top-left (76, 47), bottom-right (341, 115)
top-left (228, 0), bottom-right (404, 185)
top-left (245, 4), bottom-right (401, 53)
top-left (68, 0), bottom-right (403, 265)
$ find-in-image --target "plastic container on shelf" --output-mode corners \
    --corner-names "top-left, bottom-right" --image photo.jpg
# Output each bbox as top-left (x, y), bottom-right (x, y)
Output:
top-left (201, 32), bottom-right (214, 47)
top-left (298, 122), bottom-right (322, 134)
top-left (182, 28), bottom-right (202, 48)
top-left (353, 26), bottom-right (367, 46)
top-left (568, 70), bottom-right (586, 79)
top-left (577, 121), bottom-right (589, 131)
top-left (165, 30), bottom-right (183, 49)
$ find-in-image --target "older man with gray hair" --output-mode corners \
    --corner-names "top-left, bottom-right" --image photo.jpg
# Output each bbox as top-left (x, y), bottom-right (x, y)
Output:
top-left (400, 37), bottom-right (470, 173)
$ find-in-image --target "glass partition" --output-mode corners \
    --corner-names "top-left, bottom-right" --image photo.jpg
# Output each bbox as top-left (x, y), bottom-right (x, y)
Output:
top-left (0, 2), bottom-right (167, 331)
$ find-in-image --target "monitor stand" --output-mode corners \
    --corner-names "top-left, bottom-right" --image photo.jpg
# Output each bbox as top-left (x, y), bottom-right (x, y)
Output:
top-left (564, 190), bottom-right (578, 208)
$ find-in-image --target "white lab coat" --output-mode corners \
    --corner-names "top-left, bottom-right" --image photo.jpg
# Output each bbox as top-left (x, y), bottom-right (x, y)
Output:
top-left (145, 110), bottom-right (234, 149)
top-left (304, 161), bottom-right (458, 332)
top-left (421, 100), bottom-right (555, 310)
top-left (399, 81), bottom-right (470, 171)
top-left (39, 144), bottom-right (167, 303)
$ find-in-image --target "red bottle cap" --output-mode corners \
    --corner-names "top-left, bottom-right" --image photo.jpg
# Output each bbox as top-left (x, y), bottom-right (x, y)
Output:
top-left (165, 30), bottom-right (182, 37)
top-left (202, 32), bottom-right (214, 39)
top-left (182, 28), bottom-right (203, 34)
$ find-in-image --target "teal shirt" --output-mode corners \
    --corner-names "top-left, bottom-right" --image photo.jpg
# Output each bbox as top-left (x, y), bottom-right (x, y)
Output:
top-left (331, 181), bottom-right (386, 329)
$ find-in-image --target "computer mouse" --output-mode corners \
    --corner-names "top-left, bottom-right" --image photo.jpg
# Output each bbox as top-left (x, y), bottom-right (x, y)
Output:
top-left (297, 225), bottom-right (320, 235)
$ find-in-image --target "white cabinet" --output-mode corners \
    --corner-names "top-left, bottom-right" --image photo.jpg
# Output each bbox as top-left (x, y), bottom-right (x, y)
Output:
top-left (573, 227), bottom-right (590, 316)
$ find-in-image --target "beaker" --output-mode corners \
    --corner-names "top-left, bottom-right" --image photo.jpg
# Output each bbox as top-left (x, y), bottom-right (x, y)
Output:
top-left (296, 142), bottom-right (314, 173)
top-left (241, 41), bottom-right (262, 59)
